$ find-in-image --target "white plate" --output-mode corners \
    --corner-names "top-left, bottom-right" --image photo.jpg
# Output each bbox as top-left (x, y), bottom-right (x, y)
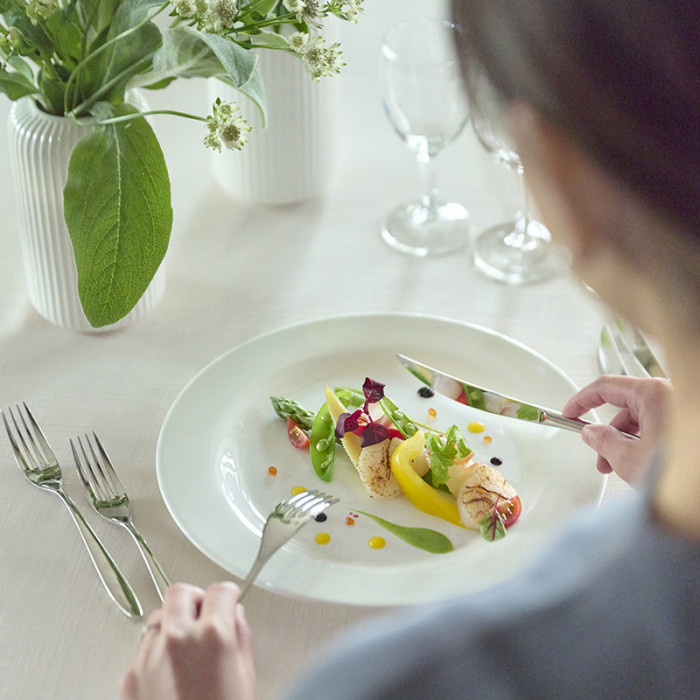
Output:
top-left (157, 313), bottom-right (605, 606)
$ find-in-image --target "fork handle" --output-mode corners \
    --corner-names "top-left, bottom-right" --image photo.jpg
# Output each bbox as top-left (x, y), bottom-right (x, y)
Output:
top-left (57, 491), bottom-right (143, 619)
top-left (124, 522), bottom-right (171, 602)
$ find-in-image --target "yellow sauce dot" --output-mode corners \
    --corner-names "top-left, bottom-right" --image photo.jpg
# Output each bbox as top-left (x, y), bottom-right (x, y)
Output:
top-left (368, 536), bottom-right (386, 550)
top-left (267, 466), bottom-right (278, 476)
top-left (314, 532), bottom-right (331, 545)
top-left (427, 408), bottom-right (437, 419)
top-left (290, 485), bottom-right (307, 496)
top-left (467, 421), bottom-right (486, 433)
top-left (483, 435), bottom-right (493, 444)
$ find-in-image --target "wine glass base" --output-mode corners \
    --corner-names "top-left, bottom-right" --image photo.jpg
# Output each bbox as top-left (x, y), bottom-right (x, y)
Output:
top-left (473, 220), bottom-right (570, 284)
top-left (382, 201), bottom-right (472, 257)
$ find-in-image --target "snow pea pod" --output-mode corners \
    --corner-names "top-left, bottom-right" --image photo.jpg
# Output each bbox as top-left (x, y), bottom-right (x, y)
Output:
top-left (310, 389), bottom-right (363, 482)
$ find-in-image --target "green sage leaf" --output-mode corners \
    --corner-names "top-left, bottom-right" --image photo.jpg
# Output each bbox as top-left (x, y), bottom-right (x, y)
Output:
top-left (74, 0), bottom-right (163, 108)
top-left (0, 67), bottom-right (37, 100)
top-left (64, 104), bottom-right (172, 327)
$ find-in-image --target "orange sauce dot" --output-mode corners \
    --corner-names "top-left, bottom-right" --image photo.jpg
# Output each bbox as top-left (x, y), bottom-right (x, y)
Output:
top-left (427, 408), bottom-right (437, 419)
top-left (345, 516), bottom-right (356, 526)
top-left (314, 532), bottom-right (331, 545)
top-left (368, 536), bottom-right (386, 550)
top-left (290, 485), bottom-right (307, 496)
top-left (267, 466), bottom-right (278, 476)
top-left (483, 435), bottom-right (493, 444)
top-left (467, 421), bottom-right (486, 433)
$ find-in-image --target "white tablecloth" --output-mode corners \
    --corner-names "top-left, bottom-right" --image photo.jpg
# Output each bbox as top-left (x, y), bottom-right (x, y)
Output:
top-left (0, 2), bottom-right (632, 698)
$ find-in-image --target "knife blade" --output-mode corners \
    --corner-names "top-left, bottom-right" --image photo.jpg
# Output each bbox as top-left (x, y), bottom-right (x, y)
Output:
top-left (397, 353), bottom-right (640, 439)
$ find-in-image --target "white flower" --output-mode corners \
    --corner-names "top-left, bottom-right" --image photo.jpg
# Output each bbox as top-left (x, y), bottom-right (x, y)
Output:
top-left (288, 32), bottom-right (310, 54)
top-left (194, 0), bottom-right (209, 17)
top-left (299, 36), bottom-right (345, 80)
top-left (172, 0), bottom-right (196, 19)
top-left (204, 100), bottom-right (251, 152)
top-left (283, 0), bottom-right (306, 14)
top-left (207, 0), bottom-right (238, 31)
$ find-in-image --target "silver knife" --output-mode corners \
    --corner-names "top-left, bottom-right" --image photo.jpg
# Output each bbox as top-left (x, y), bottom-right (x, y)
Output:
top-left (397, 353), bottom-right (640, 439)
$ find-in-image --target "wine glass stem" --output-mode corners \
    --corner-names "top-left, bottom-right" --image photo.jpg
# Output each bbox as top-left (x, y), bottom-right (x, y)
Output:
top-left (417, 151), bottom-right (439, 216)
top-left (506, 169), bottom-right (532, 247)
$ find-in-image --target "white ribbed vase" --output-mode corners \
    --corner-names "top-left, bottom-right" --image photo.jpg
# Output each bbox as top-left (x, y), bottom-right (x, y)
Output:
top-left (8, 92), bottom-right (166, 332)
top-left (209, 34), bottom-right (340, 204)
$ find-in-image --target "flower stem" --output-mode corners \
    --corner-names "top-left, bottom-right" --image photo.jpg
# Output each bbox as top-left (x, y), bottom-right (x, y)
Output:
top-left (88, 109), bottom-right (208, 126)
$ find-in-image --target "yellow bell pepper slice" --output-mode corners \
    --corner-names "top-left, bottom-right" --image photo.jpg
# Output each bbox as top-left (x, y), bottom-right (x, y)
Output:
top-left (390, 431), bottom-right (463, 527)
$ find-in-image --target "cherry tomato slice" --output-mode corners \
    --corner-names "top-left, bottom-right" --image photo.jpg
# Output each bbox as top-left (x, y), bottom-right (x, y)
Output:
top-left (498, 495), bottom-right (522, 528)
top-left (287, 417), bottom-right (310, 449)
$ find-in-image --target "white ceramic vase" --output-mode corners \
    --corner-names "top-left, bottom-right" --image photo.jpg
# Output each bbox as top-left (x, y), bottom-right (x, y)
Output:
top-left (7, 92), bottom-right (166, 332)
top-left (209, 29), bottom-right (340, 205)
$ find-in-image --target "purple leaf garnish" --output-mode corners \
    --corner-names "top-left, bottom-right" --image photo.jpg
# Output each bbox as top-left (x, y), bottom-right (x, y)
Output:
top-left (362, 377), bottom-right (385, 405)
top-left (335, 409), bottom-right (363, 439)
top-left (360, 422), bottom-right (390, 448)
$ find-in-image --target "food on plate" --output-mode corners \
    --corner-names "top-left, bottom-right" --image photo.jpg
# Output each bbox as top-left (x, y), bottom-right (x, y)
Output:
top-left (270, 377), bottom-right (521, 542)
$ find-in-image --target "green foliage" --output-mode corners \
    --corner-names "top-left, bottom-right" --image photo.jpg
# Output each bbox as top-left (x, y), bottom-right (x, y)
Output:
top-left (1, 0), bottom-right (363, 325)
top-left (64, 104), bottom-right (171, 327)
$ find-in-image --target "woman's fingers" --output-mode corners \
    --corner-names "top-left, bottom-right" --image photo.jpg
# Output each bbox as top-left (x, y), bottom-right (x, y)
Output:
top-left (563, 374), bottom-right (649, 417)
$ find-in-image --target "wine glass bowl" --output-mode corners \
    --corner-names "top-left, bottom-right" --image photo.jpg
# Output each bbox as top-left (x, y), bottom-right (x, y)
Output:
top-left (470, 72), bottom-right (568, 283)
top-left (380, 18), bottom-right (472, 257)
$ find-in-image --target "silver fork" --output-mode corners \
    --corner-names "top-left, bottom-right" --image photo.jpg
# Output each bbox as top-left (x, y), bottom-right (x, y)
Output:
top-left (238, 490), bottom-right (339, 600)
top-left (3, 404), bottom-right (143, 619)
top-left (71, 432), bottom-right (171, 602)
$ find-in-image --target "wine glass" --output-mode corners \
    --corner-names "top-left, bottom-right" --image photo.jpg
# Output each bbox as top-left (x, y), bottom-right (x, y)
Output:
top-left (380, 18), bottom-right (472, 257)
top-left (470, 73), bottom-right (569, 283)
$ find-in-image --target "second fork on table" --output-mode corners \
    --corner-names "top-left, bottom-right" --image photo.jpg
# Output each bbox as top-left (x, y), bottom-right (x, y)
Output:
top-left (72, 433), bottom-right (171, 602)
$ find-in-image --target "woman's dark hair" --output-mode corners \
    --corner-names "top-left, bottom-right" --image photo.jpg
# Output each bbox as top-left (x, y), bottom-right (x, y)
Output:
top-left (452, 0), bottom-right (699, 234)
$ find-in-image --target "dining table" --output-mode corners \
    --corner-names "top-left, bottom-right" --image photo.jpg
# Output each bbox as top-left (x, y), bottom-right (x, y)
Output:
top-left (0, 1), bottom-right (635, 698)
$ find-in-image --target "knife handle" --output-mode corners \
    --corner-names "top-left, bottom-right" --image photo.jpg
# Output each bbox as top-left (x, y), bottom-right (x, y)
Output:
top-left (541, 411), bottom-right (640, 440)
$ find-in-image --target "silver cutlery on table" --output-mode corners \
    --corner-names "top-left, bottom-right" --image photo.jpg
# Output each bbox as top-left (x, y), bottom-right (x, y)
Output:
top-left (599, 318), bottom-right (667, 379)
top-left (72, 432), bottom-right (171, 602)
top-left (238, 490), bottom-right (338, 600)
top-left (3, 404), bottom-right (143, 619)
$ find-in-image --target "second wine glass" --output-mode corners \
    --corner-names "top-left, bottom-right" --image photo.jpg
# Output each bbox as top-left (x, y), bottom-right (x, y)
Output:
top-left (380, 18), bottom-right (472, 256)
top-left (470, 74), bottom-right (568, 283)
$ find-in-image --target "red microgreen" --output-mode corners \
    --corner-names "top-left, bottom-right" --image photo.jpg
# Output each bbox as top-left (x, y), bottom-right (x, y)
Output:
top-left (360, 422), bottom-right (391, 448)
top-left (362, 377), bottom-right (385, 406)
top-left (335, 409), bottom-right (364, 439)
top-left (479, 496), bottom-right (507, 542)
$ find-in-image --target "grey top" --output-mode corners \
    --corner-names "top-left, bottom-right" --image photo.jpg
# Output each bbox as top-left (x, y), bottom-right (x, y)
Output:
top-left (284, 484), bottom-right (700, 699)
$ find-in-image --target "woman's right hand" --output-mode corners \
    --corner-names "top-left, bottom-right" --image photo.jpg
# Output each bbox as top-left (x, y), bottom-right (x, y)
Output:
top-left (562, 375), bottom-right (671, 485)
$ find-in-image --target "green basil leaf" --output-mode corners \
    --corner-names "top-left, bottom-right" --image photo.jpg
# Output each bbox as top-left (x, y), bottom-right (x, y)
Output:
top-left (64, 104), bottom-right (172, 327)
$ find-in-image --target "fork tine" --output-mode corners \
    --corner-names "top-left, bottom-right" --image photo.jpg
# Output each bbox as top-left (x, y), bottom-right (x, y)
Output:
top-left (5, 405), bottom-right (45, 470)
top-left (90, 432), bottom-right (125, 498)
top-left (2, 409), bottom-right (24, 465)
top-left (21, 402), bottom-right (55, 459)
top-left (71, 436), bottom-right (101, 501)
top-left (77, 435), bottom-right (112, 503)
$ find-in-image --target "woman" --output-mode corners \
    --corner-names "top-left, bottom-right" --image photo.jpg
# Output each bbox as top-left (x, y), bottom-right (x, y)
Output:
top-left (120, 1), bottom-right (699, 697)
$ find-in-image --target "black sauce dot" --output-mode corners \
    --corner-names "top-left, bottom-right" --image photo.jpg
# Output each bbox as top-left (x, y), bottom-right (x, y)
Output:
top-left (315, 512), bottom-right (328, 522)
top-left (490, 457), bottom-right (503, 466)
top-left (417, 386), bottom-right (434, 398)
